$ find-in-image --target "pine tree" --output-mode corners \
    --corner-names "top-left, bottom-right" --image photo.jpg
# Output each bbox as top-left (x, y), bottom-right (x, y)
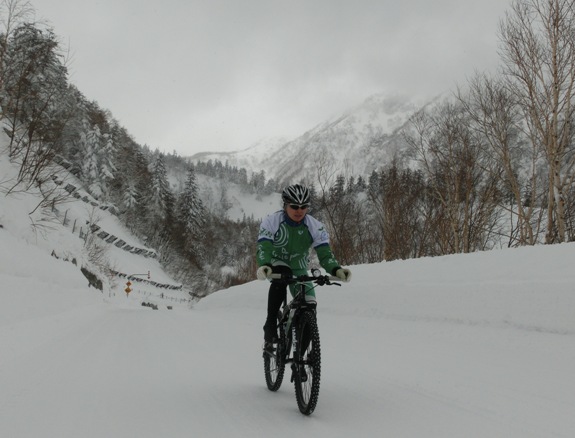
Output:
top-left (122, 181), bottom-right (139, 210)
top-left (98, 130), bottom-right (117, 198)
top-left (79, 121), bottom-right (101, 196)
top-left (177, 166), bottom-right (206, 245)
top-left (148, 153), bottom-right (174, 222)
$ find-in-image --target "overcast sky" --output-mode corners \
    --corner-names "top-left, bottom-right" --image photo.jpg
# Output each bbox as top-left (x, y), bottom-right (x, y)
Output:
top-left (31, 0), bottom-right (513, 156)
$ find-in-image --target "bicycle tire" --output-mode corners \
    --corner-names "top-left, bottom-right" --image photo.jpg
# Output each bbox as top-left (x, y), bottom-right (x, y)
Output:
top-left (263, 317), bottom-right (286, 391)
top-left (293, 310), bottom-right (321, 415)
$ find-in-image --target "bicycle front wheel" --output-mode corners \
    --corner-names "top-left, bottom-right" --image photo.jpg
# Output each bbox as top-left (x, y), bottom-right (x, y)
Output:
top-left (293, 310), bottom-right (321, 415)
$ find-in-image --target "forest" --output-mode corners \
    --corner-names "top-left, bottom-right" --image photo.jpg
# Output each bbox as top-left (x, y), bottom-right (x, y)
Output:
top-left (2, 0), bottom-right (575, 296)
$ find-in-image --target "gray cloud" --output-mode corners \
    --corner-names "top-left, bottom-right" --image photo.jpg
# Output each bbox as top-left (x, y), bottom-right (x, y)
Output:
top-left (33, 0), bottom-right (513, 155)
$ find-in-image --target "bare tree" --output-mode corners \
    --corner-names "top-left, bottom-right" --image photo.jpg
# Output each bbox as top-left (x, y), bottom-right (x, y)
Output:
top-left (367, 162), bottom-right (425, 260)
top-left (404, 99), bottom-right (503, 254)
top-left (460, 74), bottom-right (545, 245)
top-left (499, 0), bottom-right (575, 243)
top-left (1, 22), bottom-right (70, 193)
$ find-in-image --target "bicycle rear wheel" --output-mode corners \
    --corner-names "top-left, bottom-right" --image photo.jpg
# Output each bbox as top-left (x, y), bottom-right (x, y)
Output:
top-left (293, 310), bottom-right (321, 415)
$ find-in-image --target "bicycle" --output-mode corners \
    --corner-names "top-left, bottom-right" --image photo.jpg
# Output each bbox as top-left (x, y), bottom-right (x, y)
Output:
top-left (262, 268), bottom-right (341, 415)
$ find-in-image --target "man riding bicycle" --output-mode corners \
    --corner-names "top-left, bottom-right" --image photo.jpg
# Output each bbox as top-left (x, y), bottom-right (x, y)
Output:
top-left (256, 184), bottom-right (351, 351)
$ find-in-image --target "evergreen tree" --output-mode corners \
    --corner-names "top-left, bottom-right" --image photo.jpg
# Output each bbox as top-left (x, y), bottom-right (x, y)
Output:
top-left (148, 153), bottom-right (173, 222)
top-left (122, 181), bottom-right (139, 210)
top-left (79, 121), bottom-right (101, 196)
top-left (174, 166), bottom-right (206, 264)
top-left (177, 165), bottom-right (205, 243)
top-left (98, 130), bottom-right (117, 198)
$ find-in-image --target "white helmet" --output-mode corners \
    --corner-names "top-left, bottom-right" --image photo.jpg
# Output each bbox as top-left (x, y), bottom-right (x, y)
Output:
top-left (281, 184), bottom-right (310, 205)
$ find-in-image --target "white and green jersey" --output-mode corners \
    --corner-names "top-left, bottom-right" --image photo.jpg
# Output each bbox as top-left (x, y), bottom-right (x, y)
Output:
top-left (256, 211), bottom-right (340, 275)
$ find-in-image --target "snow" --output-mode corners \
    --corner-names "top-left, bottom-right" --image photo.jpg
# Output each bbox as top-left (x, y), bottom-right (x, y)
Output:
top-left (1, 156), bottom-right (575, 437)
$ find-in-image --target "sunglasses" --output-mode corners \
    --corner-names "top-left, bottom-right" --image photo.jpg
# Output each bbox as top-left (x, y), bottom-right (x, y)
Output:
top-left (288, 204), bottom-right (310, 210)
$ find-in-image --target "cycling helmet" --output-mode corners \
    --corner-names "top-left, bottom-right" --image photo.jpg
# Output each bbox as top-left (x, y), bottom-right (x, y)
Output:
top-left (281, 184), bottom-right (310, 205)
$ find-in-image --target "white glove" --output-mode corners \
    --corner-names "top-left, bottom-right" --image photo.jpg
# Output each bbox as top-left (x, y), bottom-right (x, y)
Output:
top-left (335, 268), bottom-right (352, 282)
top-left (256, 265), bottom-right (273, 280)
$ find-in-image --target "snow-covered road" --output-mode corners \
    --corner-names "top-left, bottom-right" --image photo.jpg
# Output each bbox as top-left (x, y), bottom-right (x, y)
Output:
top-left (2, 250), bottom-right (574, 438)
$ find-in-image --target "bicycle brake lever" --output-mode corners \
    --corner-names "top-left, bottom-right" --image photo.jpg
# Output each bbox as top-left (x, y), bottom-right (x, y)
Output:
top-left (324, 277), bottom-right (341, 286)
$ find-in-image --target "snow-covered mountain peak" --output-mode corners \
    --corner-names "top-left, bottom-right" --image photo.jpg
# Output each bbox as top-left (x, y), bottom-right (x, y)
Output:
top-left (191, 92), bottom-right (421, 185)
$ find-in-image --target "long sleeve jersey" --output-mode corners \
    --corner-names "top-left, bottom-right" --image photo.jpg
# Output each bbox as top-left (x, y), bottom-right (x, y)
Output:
top-left (256, 210), bottom-right (341, 275)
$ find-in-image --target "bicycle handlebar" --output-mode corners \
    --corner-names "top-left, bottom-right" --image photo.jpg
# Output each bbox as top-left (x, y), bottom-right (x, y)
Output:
top-left (268, 272), bottom-right (342, 286)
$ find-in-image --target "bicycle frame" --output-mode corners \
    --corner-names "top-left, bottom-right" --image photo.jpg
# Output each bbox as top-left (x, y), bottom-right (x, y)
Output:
top-left (271, 271), bottom-right (339, 348)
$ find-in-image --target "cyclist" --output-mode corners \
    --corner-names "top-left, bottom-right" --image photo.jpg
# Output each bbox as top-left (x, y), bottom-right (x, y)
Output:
top-left (256, 183), bottom-right (351, 351)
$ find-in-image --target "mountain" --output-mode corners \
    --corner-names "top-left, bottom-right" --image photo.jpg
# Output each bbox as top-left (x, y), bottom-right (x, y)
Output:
top-left (189, 136), bottom-right (291, 176)
top-left (189, 93), bottom-right (422, 185)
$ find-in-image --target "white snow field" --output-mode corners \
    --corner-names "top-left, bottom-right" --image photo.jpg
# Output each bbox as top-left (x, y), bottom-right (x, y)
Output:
top-left (1, 158), bottom-right (574, 437)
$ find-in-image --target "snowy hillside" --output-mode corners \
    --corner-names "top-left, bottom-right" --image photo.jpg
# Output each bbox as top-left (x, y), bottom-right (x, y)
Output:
top-left (268, 93), bottom-right (419, 185)
top-left (195, 173), bottom-right (279, 221)
top-left (2, 148), bottom-right (575, 436)
top-left (189, 136), bottom-right (292, 178)
top-left (0, 153), bottom-right (192, 307)
top-left (190, 93), bottom-right (421, 184)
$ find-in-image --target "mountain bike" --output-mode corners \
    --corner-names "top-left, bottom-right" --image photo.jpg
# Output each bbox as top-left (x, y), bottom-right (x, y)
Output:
top-left (262, 269), bottom-right (341, 415)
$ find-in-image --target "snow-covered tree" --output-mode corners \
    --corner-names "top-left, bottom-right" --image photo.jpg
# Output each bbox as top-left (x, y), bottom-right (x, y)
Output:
top-left (79, 121), bottom-right (100, 193)
top-left (148, 153), bottom-right (174, 223)
top-left (176, 165), bottom-right (206, 253)
top-left (0, 22), bottom-right (69, 188)
top-left (122, 181), bottom-right (138, 210)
